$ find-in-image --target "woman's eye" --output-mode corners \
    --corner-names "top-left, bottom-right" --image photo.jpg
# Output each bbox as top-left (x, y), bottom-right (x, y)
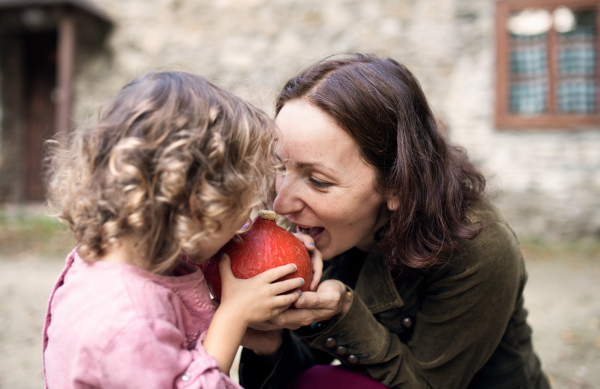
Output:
top-left (276, 165), bottom-right (286, 173)
top-left (309, 177), bottom-right (332, 188)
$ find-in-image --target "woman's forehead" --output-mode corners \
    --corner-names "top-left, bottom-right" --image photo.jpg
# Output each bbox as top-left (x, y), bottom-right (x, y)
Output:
top-left (275, 101), bottom-right (359, 164)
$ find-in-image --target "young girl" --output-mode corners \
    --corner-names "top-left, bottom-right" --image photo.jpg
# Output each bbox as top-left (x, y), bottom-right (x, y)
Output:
top-left (43, 71), bottom-right (306, 388)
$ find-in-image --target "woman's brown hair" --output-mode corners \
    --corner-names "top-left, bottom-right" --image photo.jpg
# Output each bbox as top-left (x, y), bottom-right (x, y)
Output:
top-left (275, 54), bottom-right (486, 270)
top-left (47, 71), bottom-right (276, 274)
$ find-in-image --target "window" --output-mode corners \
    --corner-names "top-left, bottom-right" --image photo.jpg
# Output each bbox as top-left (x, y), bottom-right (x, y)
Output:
top-left (496, 0), bottom-right (600, 129)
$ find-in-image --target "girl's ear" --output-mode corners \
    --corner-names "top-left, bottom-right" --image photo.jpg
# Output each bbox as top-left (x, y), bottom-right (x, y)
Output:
top-left (386, 196), bottom-right (400, 211)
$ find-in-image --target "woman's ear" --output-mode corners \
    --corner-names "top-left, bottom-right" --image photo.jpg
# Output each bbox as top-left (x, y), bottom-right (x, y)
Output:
top-left (386, 197), bottom-right (399, 211)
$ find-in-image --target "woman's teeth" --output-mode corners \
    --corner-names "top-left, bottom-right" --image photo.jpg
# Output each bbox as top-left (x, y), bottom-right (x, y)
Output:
top-left (299, 227), bottom-right (325, 238)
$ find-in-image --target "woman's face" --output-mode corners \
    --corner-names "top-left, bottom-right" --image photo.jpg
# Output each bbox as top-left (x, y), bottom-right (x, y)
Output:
top-left (274, 100), bottom-right (390, 260)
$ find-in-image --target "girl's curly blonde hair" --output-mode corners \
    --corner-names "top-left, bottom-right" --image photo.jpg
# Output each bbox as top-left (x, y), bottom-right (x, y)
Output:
top-left (47, 71), bottom-right (277, 274)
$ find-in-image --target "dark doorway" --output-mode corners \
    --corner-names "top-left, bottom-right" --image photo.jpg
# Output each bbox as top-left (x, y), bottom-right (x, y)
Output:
top-left (0, 2), bottom-right (111, 203)
top-left (23, 31), bottom-right (57, 201)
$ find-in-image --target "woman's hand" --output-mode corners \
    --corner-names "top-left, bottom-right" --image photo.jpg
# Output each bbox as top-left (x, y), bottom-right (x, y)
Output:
top-left (250, 280), bottom-right (352, 331)
top-left (218, 254), bottom-right (303, 325)
top-left (293, 231), bottom-right (323, 291)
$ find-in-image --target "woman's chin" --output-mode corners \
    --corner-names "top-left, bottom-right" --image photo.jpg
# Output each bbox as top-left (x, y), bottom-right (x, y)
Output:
top-left (316, 238), bottom-right (339, 261)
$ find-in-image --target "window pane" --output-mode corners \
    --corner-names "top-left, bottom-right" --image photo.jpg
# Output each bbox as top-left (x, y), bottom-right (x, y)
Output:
top-left (558, 82), bottom-right (597, 111)
top-left (508, 9), bottom-right (550, 115)
top-left (556, 9), bottom-right (597, 113)
top-left (510, 81), bottom-right (548, 113)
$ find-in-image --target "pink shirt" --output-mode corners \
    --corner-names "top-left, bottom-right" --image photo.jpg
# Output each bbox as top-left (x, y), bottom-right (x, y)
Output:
top-left (43, 248), bottom-right (241, 389)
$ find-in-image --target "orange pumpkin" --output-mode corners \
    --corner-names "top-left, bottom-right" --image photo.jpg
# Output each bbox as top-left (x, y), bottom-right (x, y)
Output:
top-left (201, 210), bottom-right (312, 302)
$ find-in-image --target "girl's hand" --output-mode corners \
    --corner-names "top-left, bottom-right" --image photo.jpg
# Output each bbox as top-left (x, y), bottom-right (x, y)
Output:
top-left (293, 232), bottom-right (323, 291)
top-left (250, 280), bottom-right (352, 331)
top-left (204, 255), bottom-right (301, 374)
top-left (217, 254), bottom-right (303, 325)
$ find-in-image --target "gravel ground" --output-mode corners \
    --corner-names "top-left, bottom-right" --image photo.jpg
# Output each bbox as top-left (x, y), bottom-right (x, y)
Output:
top-left (524, 255), bottom-right (600, 388)
top-left (0, 252), bottom-right (598, 389)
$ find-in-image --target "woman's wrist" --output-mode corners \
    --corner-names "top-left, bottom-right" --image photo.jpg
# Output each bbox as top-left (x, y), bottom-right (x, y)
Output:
top-left (249, 329), bottom-right (284, 369)
top-left (333, 288), bottom-right (353, 321)
top-left (242, 327), bottom-right (283, 358)
top-left (253, 333), bottom-right (282, 356)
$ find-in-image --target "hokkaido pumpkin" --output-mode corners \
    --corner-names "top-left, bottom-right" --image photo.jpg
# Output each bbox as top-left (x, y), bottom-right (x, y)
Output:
top-left (201, 210), bottom-right (312, 302)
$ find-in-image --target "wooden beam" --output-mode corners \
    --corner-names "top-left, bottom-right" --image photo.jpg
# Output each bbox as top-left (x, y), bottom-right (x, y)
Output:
top-left (495, 1), bottom-right (510, 128)
top-left (496, 114), bottom-right (600, 129)
top-left (55, 9), bottom-right (76, 141)
top-left (498, 0), bottom-right (600, 10)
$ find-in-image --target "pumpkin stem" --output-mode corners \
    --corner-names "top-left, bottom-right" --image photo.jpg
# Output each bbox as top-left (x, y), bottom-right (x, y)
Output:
top-left (257, 210), bottom-right (277, 221)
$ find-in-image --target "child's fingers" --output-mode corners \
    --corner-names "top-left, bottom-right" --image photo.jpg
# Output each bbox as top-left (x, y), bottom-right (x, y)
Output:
top-left (259, 263), bottom-right (297, 283)
top-left (218, 254), bottom-right (235, 281)
top-left (272, 290), bottom-right (302, 309)
top-left (271, 277), bottom-right (304, 295)
top-left (292, 232), bottom-right (323, 291)
top-left (293, 232), bottom-right (316, 251)
top-left (309, 249), bottom-right (323, 291)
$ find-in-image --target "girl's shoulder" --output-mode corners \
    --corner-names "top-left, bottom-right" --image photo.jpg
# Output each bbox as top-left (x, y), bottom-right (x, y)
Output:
top-left (50, 250), bottom-right (213, 340)
top-left (44, 251), bottom-right (219, 387)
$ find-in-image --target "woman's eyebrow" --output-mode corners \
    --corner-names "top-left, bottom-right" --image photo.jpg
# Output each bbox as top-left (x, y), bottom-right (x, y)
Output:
top-left (296, 161), bottom-right (322, 168)
top-left (275, 153), bottom-right (336, 174)
top-left (296, 161), bottom-right (335, 174)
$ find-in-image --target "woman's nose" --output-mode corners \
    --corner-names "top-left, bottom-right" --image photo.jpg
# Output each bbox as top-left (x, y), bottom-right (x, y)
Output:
top-left (273, 176), bottom-right (303, 216)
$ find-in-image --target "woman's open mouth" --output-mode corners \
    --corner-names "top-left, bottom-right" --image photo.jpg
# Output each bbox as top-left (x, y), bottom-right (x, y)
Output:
top-left (298, 226), bottom-right (325, 241)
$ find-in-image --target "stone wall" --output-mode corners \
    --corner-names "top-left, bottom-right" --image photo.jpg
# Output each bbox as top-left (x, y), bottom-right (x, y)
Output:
top-left (9, 0), bottom-right (600, 239)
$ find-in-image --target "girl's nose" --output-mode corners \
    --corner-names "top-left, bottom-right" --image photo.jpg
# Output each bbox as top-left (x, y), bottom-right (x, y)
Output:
top-left (273, 175), bottom-right (303, 216)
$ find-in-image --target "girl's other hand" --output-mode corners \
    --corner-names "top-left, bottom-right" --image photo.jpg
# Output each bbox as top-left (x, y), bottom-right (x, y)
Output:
top-left (217, 254), bottom-right (303, 325)
top-left (293, 231), bottom-right (323, 291)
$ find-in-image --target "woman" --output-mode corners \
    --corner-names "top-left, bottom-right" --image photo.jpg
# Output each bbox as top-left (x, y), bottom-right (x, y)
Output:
top-left (239, 54), bottom-right (550, 389)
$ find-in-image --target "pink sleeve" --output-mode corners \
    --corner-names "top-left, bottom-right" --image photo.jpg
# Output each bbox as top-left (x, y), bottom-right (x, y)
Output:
top-left (98, 318), bottom-right (241, 389)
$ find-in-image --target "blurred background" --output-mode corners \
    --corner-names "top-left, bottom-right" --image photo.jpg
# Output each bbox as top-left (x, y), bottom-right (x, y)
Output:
top-left (0, 0), bottom-right (598, 388)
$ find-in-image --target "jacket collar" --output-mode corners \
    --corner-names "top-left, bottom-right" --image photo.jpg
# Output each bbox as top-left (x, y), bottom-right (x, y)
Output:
top-left (355, 251), bottom-right (405, 314)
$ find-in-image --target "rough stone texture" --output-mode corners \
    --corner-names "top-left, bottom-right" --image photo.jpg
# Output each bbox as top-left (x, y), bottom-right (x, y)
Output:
top-left (3, 0), bottom-right (600, 239)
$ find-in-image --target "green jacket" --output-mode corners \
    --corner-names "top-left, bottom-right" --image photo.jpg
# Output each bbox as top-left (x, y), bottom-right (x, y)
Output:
top-left (240, 200), bottom-right (550, 389)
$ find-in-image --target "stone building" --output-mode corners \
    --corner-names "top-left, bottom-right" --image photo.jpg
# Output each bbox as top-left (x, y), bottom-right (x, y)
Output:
top-left (0, 0), bottom-right (599, 240)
